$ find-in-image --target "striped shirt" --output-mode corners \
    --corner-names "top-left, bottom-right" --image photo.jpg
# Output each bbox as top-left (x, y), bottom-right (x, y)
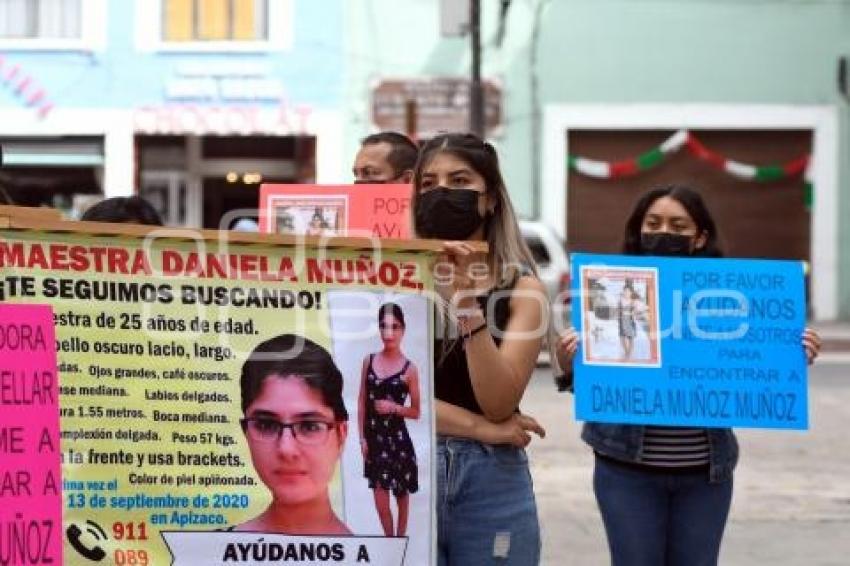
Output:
top-left (638, 426), bottom-right (711, 467)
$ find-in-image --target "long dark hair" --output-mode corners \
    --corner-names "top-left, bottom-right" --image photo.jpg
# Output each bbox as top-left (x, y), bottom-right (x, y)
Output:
top-left (240, 334), bottom-right (348, 421)
top-left (412, 132), bottom-right (537, 285)
top-left (622, 185), bottom-right (723, 257)
top-left (378, 302), bottom-right (405, 328)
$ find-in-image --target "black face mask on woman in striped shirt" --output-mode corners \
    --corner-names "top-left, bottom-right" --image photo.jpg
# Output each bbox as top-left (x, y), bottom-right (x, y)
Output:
top-left (639, 232), bottom-right (694, 256)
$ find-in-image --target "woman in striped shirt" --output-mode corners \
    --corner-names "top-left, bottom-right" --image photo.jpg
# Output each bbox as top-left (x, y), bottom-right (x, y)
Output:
top-left (557, 185), bottom-right (821, 566)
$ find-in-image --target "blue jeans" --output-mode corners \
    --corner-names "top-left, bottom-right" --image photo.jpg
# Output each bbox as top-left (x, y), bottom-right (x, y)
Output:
top-left (593, 455), bottom-right (733, 566)
top-left (436, 437), bottom-right (540, 566)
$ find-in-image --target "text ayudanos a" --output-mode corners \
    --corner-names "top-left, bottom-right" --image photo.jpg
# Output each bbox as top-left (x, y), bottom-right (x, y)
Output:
top-left (680, 294), bottom-right (796, 321)
top-left (0, 242), bottom-right (424, 287)
top-left (222, 541), bottom-right (351, 563)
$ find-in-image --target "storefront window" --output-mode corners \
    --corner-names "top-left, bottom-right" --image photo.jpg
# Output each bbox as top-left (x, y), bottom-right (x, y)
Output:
top-left (0, 137), bottom-right (104, 213)
top-left (163, 0), bottom-right (267, 42)
top-left (0, 0), bottom-right (82, 39)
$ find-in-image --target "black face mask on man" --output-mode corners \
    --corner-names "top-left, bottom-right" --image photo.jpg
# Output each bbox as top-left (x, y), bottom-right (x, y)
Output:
top-left (415, 187), bottom-right (485, 240)
top-left (639, 232), bottom-right (695, 256)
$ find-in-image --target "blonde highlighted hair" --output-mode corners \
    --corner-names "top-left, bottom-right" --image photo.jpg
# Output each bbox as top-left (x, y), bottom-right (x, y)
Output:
top-left (412, 133), bottom-right (538, 286)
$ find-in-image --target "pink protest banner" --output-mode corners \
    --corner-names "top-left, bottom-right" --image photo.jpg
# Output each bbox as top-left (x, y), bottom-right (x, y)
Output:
top-left (259, 184), bottom-right (412, 239)
top-left (0, 303), bottom-right (62, 564)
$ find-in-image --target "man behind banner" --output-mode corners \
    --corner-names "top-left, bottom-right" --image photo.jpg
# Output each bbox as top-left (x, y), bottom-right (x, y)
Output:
top-left (352, 132), bottom-right (418, 184)
top-left (231, 333), bottom-right (351, 535)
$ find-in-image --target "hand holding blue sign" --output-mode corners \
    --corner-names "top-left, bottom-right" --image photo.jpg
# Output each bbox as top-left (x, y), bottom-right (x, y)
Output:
top-left (802, 328), bottom-right (822, 364)
top-left (557, 328), bottom-right (579, 367)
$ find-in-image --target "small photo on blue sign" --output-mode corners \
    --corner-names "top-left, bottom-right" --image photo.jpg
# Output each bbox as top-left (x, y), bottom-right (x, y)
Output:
top-left (580, 265), bottom-right (661, 368)
top-left (570, 253), bottom-right (809, 431)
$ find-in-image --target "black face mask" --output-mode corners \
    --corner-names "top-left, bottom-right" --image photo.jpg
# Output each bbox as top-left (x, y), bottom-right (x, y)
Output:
top-left (415, 187), bottom-right (485, 240)
top-left (640, 232), bottom-right (694, 256)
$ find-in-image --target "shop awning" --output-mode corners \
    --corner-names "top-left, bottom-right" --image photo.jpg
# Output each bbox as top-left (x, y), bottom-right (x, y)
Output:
top-left (1, 140), bottom-right (104, 167)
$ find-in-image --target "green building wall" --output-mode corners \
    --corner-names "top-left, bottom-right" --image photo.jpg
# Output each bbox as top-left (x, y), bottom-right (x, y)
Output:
top-left (344, 0), bottom-right (850, 318)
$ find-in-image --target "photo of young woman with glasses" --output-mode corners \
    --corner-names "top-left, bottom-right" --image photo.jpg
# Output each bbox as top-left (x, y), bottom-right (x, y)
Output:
top-left (234, 333), bottom-right (351, 535)
top-left (358, 302), bottom-right (421, 537)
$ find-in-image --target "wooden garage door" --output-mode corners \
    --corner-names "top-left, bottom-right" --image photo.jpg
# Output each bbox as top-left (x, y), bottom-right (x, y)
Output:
top-left (566, 129), bottom-right (812, 263)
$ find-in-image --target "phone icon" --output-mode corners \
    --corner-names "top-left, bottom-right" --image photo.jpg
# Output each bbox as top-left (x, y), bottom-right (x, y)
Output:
top-left (66, 521), bottom-right (107, 562)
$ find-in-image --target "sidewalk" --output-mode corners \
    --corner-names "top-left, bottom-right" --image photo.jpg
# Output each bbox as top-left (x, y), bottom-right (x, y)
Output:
top-left (524, 362), bottom-right (850, 566)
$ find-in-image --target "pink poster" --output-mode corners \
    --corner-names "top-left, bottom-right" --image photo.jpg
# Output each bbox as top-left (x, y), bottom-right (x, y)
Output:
top-left (259, 183), bottom-right (412, 239)
top-left (0, 304), bottom-right (62, 564)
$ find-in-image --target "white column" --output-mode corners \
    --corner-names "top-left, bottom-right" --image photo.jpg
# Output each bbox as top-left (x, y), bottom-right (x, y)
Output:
top-left (186, 135), bottom-right (203, 228)
top-left (810, 107), bottom-right (839, 321)
top-left (542, 105), bottom-right (568, 240)
top-left (313, 110), bottom-right (346, 184)
top-left (103, 113), bottom-right (134, 197)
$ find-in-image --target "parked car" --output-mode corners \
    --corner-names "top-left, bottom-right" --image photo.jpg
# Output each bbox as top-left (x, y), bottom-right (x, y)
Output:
top-left (519, 220), bottom-right (571, 327)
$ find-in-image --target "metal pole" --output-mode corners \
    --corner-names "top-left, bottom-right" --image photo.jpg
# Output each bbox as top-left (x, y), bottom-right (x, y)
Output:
top-left (529, 0), bottom-right (548, 219)
top-left (469, 0), bottom-right (484, 137)
top-left (405, 99), bottom-right (418, 140)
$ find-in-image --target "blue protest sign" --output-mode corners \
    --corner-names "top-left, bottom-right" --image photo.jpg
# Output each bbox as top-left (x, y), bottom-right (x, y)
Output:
top-left (570, 253), bottom-right (808, 430)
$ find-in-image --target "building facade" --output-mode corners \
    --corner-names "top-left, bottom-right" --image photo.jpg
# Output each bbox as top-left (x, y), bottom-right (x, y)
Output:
top-left (2, 0), bottom-right (848, 319)
top-left (345, 0), bottom-right (850, 321)
top-left (0, 0), bottom-right (344, 227)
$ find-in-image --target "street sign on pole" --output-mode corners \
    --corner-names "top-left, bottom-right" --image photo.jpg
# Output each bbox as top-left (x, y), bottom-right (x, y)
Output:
top-left (372, 78), bottom-right (502, 139)
top-left (439, 0), bottom-right (470, 37)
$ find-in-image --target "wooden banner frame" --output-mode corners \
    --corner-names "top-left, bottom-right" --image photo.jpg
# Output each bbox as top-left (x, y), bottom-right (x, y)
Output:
top-left (0, 205), bottom-right (487, 254)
